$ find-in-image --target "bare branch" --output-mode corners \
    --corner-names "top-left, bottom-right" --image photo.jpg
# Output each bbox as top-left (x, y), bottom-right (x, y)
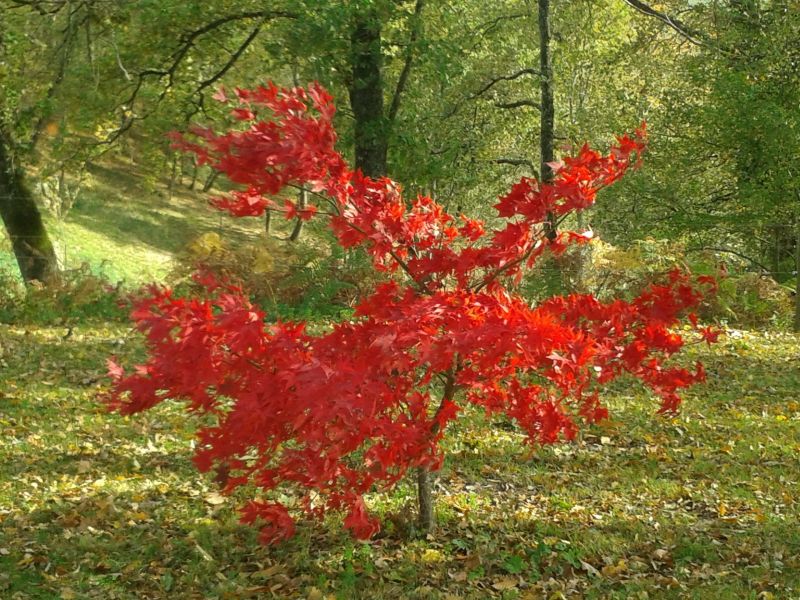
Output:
top-left (492, 157), bottom-right (538, 175)
top-left (94, 10), bottom-right (297, 148)
top-left (471, 68), bottom-right (540, 99)
top-left (494, 99), bottom-right (540, 110)
top-left (688, 246), bottom-right (771, 273)
top-left (622, 0), bottom-right (723, 51)
top-left (196, 21), bottom-right (263, 93)
top-left (388, 0), bottom-right (424, 124)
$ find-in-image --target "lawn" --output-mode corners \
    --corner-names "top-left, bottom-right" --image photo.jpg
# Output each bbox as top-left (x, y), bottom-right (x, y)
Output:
top-left (1, 319), bottom-right (798, 599)
top-left (0, 157), bottom-right (264, 285)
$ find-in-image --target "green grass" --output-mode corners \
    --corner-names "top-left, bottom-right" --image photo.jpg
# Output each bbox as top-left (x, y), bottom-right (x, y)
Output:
top-left (0, 157), bottom-right (264, 286)
top-left (0, 157), bottom-right (798, 597)
top-left (1, 323), bottom-right (799, 599)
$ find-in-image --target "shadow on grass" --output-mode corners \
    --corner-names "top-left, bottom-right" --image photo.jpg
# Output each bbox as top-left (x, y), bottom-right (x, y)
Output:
top-left (69, 162), bottom-right (261, 257)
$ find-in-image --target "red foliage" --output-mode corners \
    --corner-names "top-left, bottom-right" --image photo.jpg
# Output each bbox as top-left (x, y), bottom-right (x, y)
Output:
top-left (108, 83), bottom-right (717, 544)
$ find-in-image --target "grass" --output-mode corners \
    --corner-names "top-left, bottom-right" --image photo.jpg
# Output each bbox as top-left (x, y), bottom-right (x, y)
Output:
top-left (0, 156), bottom-right (265, 285)
top-left (1, 157), bottom-right (798, 597)
top-left (1, 321), bottom-right (798, 599)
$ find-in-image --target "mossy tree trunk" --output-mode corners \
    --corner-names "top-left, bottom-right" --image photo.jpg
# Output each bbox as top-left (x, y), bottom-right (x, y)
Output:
top-left (539, 0), bottom-right (557, 243)
top-left (0, 132), bottom-right (58, 284)
top-left (348, 8), bottom-right (388, 178)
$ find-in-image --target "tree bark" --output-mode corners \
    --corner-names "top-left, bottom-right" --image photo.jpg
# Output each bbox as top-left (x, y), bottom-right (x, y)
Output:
top-left (794, 214), bottom-right (800, 332)
top-left (0, 132), bottom-right (59, 284)
top-left (289, 186), bottom-right (307, 242)
top-left (538, 0), bottom-right (557, 242)
top-left (417, 467), bottom-right (434, 533)
top-left (349, 9), bottom-right (388, 178)
top-left (202, 170), bottom-right (219, 193)
top-left (416, 368), bottom-right (458, 534)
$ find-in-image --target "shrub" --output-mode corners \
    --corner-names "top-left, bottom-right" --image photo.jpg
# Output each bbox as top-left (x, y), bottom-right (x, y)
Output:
top-left (0, 264), bottom-right (128, 325)
top-left (171, 230), bottom-right (383, 320)
top-left (107, 82), bottom-right (716, 545)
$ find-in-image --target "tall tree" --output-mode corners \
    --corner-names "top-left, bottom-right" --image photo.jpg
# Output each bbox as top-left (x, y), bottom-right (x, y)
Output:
top-left (0, 127), bottom-right (58, 283)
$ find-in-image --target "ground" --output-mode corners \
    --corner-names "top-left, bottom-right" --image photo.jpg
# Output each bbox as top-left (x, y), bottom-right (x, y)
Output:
top-left (1, 157), bottom-right (799, 599)
top-left (1, 320), bottom-right (798, 599)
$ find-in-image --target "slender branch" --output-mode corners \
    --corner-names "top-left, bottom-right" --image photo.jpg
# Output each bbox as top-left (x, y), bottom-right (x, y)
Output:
top-left (622, 0), bottom-right (724, 51)
top-left (494, 99), bottom-right (540, 110)
top-left (688, 246), bottom-right (770, 273)
top-left (491, 157), bottom-right (538, 175)
top-left (471, 68), bottom-right (540, 99)
top-left (387, 0), bottom-right (424, 124)
top-left (94, 10), bottom-right (297, 148)
top-left (196, 21), bottom-right (264, 93)
top-left (472, 11), bottom-right (528, 38)
top-left (473, 233), bottom-right (545, 294)
top-left (111, 32), bottom-right (132, 81)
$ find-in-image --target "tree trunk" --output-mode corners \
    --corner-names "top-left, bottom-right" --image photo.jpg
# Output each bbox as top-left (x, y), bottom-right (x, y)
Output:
top-left (349, 9), bottom-right (388, 178)
top-left (417, 467), bottom-right (434, 533)
top-left (538, 0), bottom-right (557, 242)
top-left (0, 133), bottom-right (59, 284)
top-left (202, 170), bottom-right (219, 193)
top-left (289, 187), bottom-right (307, 242)
top-left (794, 215), bottom-right (800, 332)
top-left (168, 154), bottom-right (178, 200)
top-left (416, 369), bottom-right (458, 534)
top-left (188, 157), bottom-right (198, 191)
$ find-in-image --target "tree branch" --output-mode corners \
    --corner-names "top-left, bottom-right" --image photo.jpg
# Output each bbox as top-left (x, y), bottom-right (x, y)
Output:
top-left (471, 68), bottom-right (540, 99)
top-left (387, 0), bottom-right (424, 124)
top-left (494, 99), bottom-right (540, 110)
top-left (196, 21), bottom-right (264, 93)
top-left (95, 10), bottom-right (297, 148)
top-left (688, 246), bottom-right (770, 273)
top-left (622, 0), bottom-right (722, 50)
top-left (491, 157), bottom-right (538, 175)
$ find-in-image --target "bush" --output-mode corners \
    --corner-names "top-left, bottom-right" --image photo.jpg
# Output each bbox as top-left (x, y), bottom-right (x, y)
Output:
top-left (528, 237), bottom-right (793, 329)
top-left (0, 264), bottom-right (128, 325)
top-left (171, 231), bottom-right (385, 320)
top-left (702, 272), bottom-right (793, 329)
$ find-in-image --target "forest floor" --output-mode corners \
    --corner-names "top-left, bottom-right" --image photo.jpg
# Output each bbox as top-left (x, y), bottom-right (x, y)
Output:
top-left (1, 319), bottom-right (798, 599)
top-left (1, 155), bottom-right (799, 598)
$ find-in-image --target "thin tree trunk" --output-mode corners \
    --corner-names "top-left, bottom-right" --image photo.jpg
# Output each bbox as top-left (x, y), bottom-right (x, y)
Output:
top-left (417, 368), bottom-right (458, 534)
top-left (289, 187), bottom-right (307, 242)
top-left (794, 214), bottom-right (800, 332)
top-left (349, 9), bottom-right (388, 178)
top-left (168, 154), bottom-right (178, 199)
top-left (0, 132), bottom-right (59, 284)
top-left (265, 209), bottom-right (271, 236)
top-left (538, 0), bottom-right (557, 242)
top-left (417, 467), bottom-right (434, 533)
top-left (202, 170), bottom-right (219, 193)
top-left (188, 157), bottom-right (198, 190)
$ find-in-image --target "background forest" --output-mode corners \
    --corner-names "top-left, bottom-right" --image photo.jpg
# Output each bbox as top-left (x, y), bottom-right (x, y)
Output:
top-left (1, 1), bottom-right (799, 599)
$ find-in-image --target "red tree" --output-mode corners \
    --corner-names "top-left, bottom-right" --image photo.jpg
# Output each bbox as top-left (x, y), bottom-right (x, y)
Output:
top-left (106, 83), bottom-right (718, 545)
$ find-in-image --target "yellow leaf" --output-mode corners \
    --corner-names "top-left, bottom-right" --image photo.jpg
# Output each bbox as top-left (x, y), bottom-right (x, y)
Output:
top-left (306, 587), bottom-right (324, 600)
top-left (421, 548), bottom-right (444, 564)
top-left (492, 576), bottom-right (518, 591)
top-left (601, 559), bottom-right (627, 577)
top-left (205, 491), bottom-right (227, 506)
